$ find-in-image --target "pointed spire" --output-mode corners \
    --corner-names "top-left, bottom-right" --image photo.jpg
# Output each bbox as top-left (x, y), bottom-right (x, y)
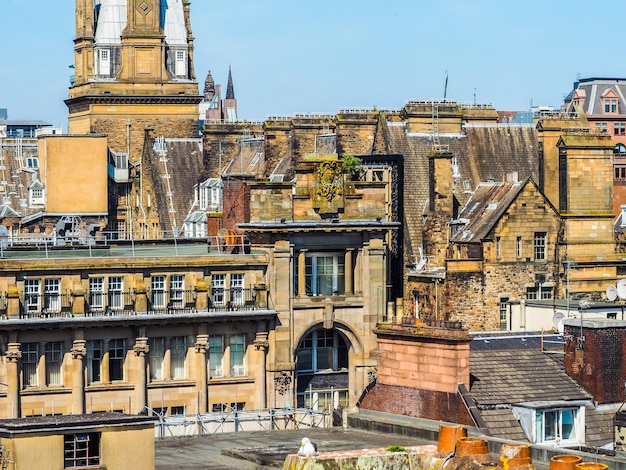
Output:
top-left (226, 66), bottom-right (235, 100)
top-left (204, 70), bottom-right (215, 98)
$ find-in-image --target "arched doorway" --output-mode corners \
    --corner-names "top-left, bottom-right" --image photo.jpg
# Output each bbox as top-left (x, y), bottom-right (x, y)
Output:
top-left (295, 327), bottom-right (349, 411)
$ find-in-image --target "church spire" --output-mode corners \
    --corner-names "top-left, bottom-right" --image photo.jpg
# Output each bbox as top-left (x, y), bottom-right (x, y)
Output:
top-left (226, 66), bottom-right (235, 100)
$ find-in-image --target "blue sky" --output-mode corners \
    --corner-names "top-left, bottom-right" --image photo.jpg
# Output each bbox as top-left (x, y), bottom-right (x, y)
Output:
top-left (1, 1), bottom-right (624, 129)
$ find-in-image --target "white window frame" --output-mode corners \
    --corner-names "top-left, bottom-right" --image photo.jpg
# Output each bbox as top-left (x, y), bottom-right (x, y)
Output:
top-left (212, 274), bottom-right (226, 307)
top-left (230, 274), bottom-right (244, 307)
top-left (170, 275), bottom-right (184, 308)
top-left (24, 279), bottom-right (41, 312)
top-left (44, 278), bottom-right (61, 313)
top-left (304, 253), bottom-right (345, 296)
top-left (534, 408), bottom-right (581, 445)
top-left (97, 48), bottom-right (111, 77)
top-left (175, 49), bottom-right (186, 77)
top-left (534, 232), bottom-right (546, 261)
top-left (151, 275), bottom-right (166, 310)
top-left (89, 277), bottom-right (105, 311)
top-left (108, 276), bottom-right (124, 311)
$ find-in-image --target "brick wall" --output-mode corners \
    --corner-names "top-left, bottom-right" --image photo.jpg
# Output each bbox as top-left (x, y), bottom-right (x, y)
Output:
top-left (360, 383), bottom-right (474, 425)
top-left (564, 320), bottom-right (626, 404)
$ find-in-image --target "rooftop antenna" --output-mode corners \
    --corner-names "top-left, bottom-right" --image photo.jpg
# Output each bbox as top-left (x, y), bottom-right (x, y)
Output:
top-left (443, 70), bottom-right (448, 101)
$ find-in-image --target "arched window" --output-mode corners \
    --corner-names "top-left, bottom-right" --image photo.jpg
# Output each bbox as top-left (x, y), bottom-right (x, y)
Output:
top-left (296, 329), bottom-right (348, 372)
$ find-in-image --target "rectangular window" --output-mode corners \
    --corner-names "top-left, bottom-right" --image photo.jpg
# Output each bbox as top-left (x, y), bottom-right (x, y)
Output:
top-left (45, 342), bottom-right (63, 386)
top-left (151, 275), bottom-right (166, 310)
top-left (304, 253), bottom-right (345, 296)
top-left (499, 298), bottom-right (509, 329)
top-left (209, 336), bottom-right (224, 378)
top-left (44, 278), bottom-right (61, 313)
top-left (175, 50), bottom-right (186, 76)
top-left (230, 335), bottom-right (245, 376)
top-left (230, 274), bottom-right (244, 307)
top-left (22, 343), bottom-right (38, 387)
top-left (516, 236), bottom-right (522, 259)
top-left (108, 276), bottom-right (124, 311)
top-left (108, 339), bottom-right (125, 382)
top-left (89, 278), bottom-right (105, 311)
top-left (211, 274), bottom-right (226, 307)
top-left (534, 232), bottom-right (546, 261)
top-left (170, 336), bottom-right (186, 379)
top-left (64, 433), bottom-right (101, 468)
top-left (86, 340), bottom-right (102, 384)
top-left (170, 275), bottom-right (184, 308)
top-left (149, 338), bottom-right (165, 380)
top-left (24, 278), bottom-right (41, 312)
top-left (535, 408), bottom-right (578, 444)
top-left (495, 237), bottom-right (501, 259)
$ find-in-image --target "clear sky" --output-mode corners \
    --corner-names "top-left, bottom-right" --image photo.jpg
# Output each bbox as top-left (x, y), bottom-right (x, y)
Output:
top-left (1, 0), bottom-right (624, 129)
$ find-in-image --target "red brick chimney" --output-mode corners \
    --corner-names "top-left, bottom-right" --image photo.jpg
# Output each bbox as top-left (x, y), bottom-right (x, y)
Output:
top-left (563, 318), bottom-right (626, 404)
top-left (360, 320), bottom-right (474, 425)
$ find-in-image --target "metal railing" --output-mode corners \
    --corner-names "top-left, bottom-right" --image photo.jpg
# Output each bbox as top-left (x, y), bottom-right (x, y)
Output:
top-left (209, 287), bottom-right (257, 311)
top-left (20, 293), bottom-right (72, 318)
top-left (147, 289), bottom-right (196, 314)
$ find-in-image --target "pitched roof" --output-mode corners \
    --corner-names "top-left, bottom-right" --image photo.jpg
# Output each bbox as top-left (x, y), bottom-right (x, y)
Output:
top-left (450, 180), bottom-right (527, 244)
top-left (470, 348), bottom-right (591, 407)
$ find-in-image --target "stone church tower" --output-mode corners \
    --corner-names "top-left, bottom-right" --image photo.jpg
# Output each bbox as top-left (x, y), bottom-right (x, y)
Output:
top-left (66, 0), bottom-right (203, 238)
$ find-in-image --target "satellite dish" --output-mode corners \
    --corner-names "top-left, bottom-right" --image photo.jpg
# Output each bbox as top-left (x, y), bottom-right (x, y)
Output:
top-left (552, 312), bottom-right (565, 333)
top-left (607, 285), bottom-right (618, 302)
top-left (617, 279), bottom-right (626, 300)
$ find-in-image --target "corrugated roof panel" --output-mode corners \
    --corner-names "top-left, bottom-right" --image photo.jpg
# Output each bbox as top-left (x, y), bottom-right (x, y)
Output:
top-left (95, 0), bottom-right (127, 45)
top-left (164, 0), bottom-right (187, 46)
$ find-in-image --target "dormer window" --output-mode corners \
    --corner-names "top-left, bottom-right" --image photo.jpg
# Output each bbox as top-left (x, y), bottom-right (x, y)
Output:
top-left (605, 99), bottom-right (618, 113)
top-left (96, 48), bottom-right (111, 78)
top-left (601, 89), bottom-right (619, 114)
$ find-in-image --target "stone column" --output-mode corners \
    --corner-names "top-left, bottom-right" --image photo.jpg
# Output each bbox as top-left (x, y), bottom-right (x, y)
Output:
top-left (71, 339), bottom-right (87, 414)
top-left (253, 330), bottom-right (269, 409)
top-left (133, 337), bottom-right (149, 414)
top-left (163, 337), bottom-right (171, 380)
top-left (102, 340), bottom-right (110, 383)
top-left (71, 283), bottom-right (86, 316)
top-left (355, 248), bottom-right (363, 295)
top-left (345, 249), bottom-right (354, 295)
top-left (6, 286), bottom-right (20, 318)
top-left (194, 334), bottom-right (209, 414)
top-left (195, 281), bottom-right (209, 311)
top-left (297, 250), bottom-right (307, 297)
top-left (5, 343), bottom-right (21, 418)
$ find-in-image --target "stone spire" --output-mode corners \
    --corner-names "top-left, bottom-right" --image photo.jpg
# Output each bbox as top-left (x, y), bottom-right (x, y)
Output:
top-left (226, 66), bottom-right (235, 100)
top-left (204, 70), bottom-right (216, 98)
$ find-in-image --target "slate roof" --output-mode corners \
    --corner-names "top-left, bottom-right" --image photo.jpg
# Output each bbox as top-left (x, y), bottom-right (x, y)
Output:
top-left (147, 138), bottom-right (204, 234)
top-left (450, 180), bottom-right (526, 244)
top-left (468, 337), bottom-right (593, 441)
top-left (470, 348), bottom-right (591, 406)
top-left (585, 405), bottom-right (619, 448)
top-left (564, 77), bottom-right (626, 116)
top-left (383, 121), bottom-right (539, 262)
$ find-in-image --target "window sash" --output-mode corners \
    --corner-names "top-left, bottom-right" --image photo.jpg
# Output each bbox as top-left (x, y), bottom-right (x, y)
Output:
top-left (171, 337), bottom-right (186, 379)
top-left (149, 338), bottom-right (165, 380)
top-left (151, 276), bottom-right (166, 309)
top-left (45, 342), bottom-right (63, 386)
top-left (170, 275), bottom-right (184, 308)
top-left (22, 343), bottom-right (38, 387)
top-left (86, 340), bottom-right (102, 384)
top-left (108, 277), bottom-right (124, 310)
top-left (209, 336), bottom-right (224, 377)
top-left (25, 279), bottom-right (41, 312)
top-left (304, 254), bottom-right (345, 296)
top-left (534, 233), bottom-right (546, 261)
top-left (108, 339), bottom-right (125, 381)
top-left (230, 335), bottom-right (245, 376)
